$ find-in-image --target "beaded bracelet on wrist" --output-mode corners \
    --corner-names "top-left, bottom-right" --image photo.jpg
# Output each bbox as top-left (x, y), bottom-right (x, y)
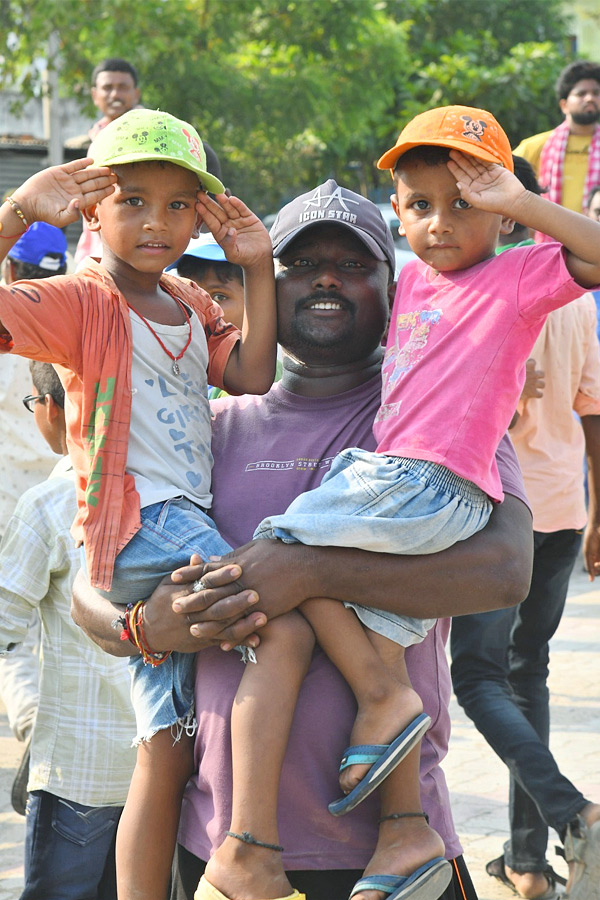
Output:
top-left (128, 600), bottom-right (172, 666)
top-left (1, 196), bottom-right (29, 237)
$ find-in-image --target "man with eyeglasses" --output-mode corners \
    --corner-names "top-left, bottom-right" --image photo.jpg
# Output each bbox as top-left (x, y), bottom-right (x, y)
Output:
top-left (515, 60), bottom-right (600, 218)
top-left (22, 393), bottom-right (46, 413)
top-left (0, 361), bottom-right (137, 899)
top-left (0, 221), bottom-right (68, 814)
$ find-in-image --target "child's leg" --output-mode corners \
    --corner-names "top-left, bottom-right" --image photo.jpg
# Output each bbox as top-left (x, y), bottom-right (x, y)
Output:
top-left (302, 599), bottom-right (451, 900)
top-left (106, 501), bottom-right (231, 899)
top-left (116, 728), bottom-right (194, 900)
top-left (351, 750), bottom-right (451, 900)
top-left (204, 610), bottom-right (315, 900)
top-left (117, 646), bottom-right (197, 900)
top-left (301, 597), bottom-right (423, 796)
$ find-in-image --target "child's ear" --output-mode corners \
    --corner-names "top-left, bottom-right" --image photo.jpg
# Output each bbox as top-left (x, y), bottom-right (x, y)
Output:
top-left (500, 216), bottom-right (515, 235)
top-left (390, 194), bottom-right (406, 236)
top-left (83, 204), bottom-right (101, 232)
top-left (42, 394), bottom-right (67, 452)
top-left (44, 394), bottom-right (58, 422)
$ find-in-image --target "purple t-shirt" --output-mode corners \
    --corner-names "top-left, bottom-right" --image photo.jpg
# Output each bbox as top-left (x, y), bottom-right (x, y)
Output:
top-left (178, 375), bottom-right (528, 869)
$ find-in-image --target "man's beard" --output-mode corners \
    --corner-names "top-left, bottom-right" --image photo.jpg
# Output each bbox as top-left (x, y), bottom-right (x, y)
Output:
top-left (571, 108), bottom-right (600, 127)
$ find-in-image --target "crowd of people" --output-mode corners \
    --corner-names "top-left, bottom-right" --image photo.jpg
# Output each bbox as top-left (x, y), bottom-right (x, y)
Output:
top-left (1, 54), bottom-right (599, 900)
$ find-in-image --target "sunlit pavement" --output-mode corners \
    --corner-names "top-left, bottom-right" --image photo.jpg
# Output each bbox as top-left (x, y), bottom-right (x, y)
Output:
top-left (1, 562), bottom-right (598, 899)
top-left (445, 561), bottom-right (600, 899)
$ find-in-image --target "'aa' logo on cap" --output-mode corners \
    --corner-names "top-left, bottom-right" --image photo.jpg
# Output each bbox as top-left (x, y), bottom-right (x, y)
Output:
top-left (303, 185), bottom-right (360, 213)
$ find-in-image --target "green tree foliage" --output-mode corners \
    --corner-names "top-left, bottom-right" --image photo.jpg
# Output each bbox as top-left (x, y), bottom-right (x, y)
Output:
top-left (0, 0), bottom-right (574, 213)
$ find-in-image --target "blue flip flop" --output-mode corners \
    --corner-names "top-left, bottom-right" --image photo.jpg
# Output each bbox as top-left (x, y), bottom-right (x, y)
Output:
top-left (349, 857), bottom-right (453, 900)
top-left (328, 712), bottom-right (431, 816)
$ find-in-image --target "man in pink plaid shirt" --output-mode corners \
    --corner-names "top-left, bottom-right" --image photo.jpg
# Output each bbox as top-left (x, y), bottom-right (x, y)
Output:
top-left (515, 60), bottom-right (600, 240)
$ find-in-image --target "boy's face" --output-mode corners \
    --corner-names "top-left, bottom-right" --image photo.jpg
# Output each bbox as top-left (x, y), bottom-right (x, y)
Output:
top-left (90, 162), bottom-right (201, 275)
top-left (189, 266), bottom-right (245, 331)
top-left (391, 156), bottom-right (506, 273)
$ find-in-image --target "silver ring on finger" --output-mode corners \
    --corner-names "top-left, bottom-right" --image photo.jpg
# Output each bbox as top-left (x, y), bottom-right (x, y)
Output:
top-left (192, 578), bottom-right (207, 593)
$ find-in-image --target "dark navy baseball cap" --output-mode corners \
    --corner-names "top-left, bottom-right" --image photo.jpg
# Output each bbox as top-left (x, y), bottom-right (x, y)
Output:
top-left (270, 179), bottom-right (396, 273)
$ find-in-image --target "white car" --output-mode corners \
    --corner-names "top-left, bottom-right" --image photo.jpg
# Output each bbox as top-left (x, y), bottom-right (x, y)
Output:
top-left (375, 203), bottom-right (416, 276)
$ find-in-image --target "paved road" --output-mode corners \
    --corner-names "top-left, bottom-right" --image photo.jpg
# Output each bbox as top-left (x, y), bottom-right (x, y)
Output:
top-left (446, 562), bottom-right (600, 898)
top-left (1, 563), bottom-right (598, 899)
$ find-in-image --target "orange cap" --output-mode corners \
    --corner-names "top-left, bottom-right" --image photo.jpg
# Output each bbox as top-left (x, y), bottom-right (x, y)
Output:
top-left (377, 105), bottom-right (514, 176)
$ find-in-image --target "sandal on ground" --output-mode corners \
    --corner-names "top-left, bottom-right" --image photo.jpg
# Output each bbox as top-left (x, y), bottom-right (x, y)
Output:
top-left (349, 858), bottom-right (452, 900)
top-left (194, 876), bottom-right (305, 900)
top-left (563, 814), bottom-right (600, 900)
top-left (485, 855), bottom-right (564, 900)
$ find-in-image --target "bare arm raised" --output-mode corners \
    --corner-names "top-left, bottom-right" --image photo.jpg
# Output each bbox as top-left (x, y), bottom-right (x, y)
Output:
top-left (447, 149), bottom-right (600, 288)
top-left (196, 192), bottom-right (277, 395)
top-left (0, 158), bottom-right (116, 332)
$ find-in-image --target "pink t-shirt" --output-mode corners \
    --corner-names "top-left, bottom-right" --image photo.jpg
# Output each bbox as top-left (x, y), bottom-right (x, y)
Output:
top-left (375, 243), bottom-right (591, 502)
top-left (177, 377), bottom-right (528, 869)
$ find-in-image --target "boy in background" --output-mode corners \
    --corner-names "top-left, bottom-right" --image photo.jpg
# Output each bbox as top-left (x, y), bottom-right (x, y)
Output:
top-left (169, 232), bottom-right (245, 330)
top-left (0, 361), bottom-right (137, 900)
top-left (0, 222), bottom-right (69, 814)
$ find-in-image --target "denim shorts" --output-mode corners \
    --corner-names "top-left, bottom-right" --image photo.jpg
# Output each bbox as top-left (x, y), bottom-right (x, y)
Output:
top-left (255, 448), bottom-right (493, 647)
top-left (84, 497), bottom-right (232, 743)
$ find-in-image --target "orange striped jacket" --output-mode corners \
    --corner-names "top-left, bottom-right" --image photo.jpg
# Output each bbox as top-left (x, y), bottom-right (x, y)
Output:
top-left (0, 261), bottom-right (240, 590)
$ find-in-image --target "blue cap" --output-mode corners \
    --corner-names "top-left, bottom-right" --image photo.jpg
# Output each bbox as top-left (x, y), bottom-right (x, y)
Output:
top-left (8, 222), bottom-right (68, 271)
top-left (165, 233), bottom-right (227, 272)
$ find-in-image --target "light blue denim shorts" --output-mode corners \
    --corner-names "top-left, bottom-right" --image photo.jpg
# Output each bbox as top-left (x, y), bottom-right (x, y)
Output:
top-left (255, 448), bottom-right (493, 647)
top-left (84, 496), bottom-right (232, 743)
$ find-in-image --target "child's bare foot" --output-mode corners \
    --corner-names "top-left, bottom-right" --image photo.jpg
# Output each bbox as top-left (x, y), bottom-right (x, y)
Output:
top-left (340, 681), bottom-right (424, 795)
top-left (351, 815), bottom-right (449, 900)
top-left (204, 834), bottom-right (293, 900)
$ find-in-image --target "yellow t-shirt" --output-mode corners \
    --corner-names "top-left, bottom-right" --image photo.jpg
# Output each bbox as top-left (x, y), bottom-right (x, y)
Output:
top-left (513, 129), bottom-right (593, 213)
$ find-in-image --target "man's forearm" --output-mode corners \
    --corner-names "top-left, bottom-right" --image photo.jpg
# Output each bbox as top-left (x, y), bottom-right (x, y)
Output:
top-left (582, 415), bottom-right (600, 524)
top-left (71, 567), bottom-right (268, 654)
top-left (225, 494), bottom-right (533, 620)
top-left (70, 569), bottom-right (137, 657)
